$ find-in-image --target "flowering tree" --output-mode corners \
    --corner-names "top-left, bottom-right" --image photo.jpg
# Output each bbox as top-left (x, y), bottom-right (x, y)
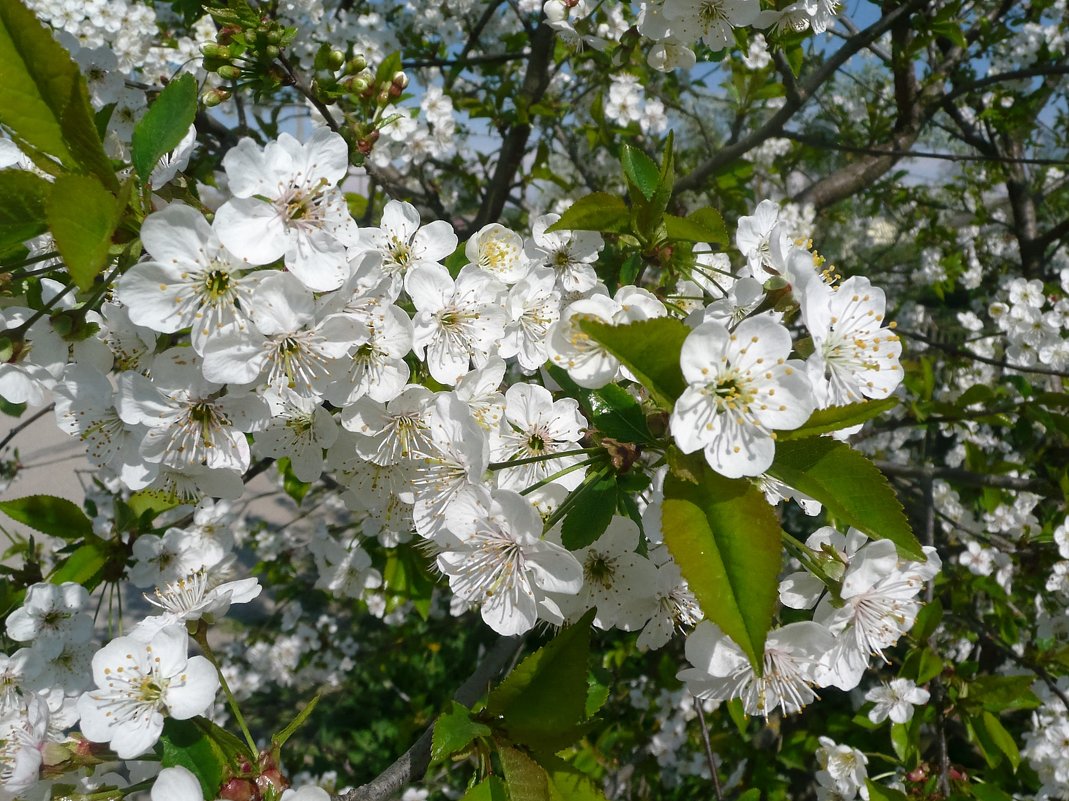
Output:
top-left (0, 0), bottom-right (1067, 800)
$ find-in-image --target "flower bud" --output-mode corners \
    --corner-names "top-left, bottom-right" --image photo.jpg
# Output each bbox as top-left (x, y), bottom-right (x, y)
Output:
top-left (391, 71), bottom-right (408, 90)
top-left (265, 44), bottom-right (280, 59)
top-left (266, 29), bottom-right (283, 45)
top-left (216, 65), bottom-right (242, 81)
top-left (202, 87), bottom-right (232, 107)
top-left (343, 75), bottom-right (370, 94)
top-left (201, 42), bottom-right (228, 59)
top-left (219, 778), bottom-right (256, 801)
top-left (347, 55), bottom-right (367, 73)
top-left (326, 49), bottom-right (346, 70)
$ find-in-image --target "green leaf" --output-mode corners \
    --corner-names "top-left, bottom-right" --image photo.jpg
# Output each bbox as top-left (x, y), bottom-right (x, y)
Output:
top-left (901, 646), bottom-right (943, 684)
top-left (0, 0), bottom-right (115, 186)
top-left (620, 145), bottom-right (660, 201)
top-left (47, 540), bottom-right (110, 589)
top-left (131, 74), bottom-right (198, 182)
top-left (272, 693), bottom-right (321, 751)
top-left (487, 610), bottom-right (594, 754)
top-left (768, 438), bottom-right (924, 560)
top-left (687, 207), bottom-right (728, 246)
top-left (0, 494), bottom-right (93, 540)
top-left (545, 193), bottom-right (631, 235)
top-left (47, 173), bottom-right (119, 290)
top-left (777, 397), bottom-right (899, 441)
top-left (971, 784), bottom-right (1014, 801)
top-left (588, 383), bottom-right (653, 443)
top-left (662, 467), bottom-right (781, 669)
top-left (561, 473), bottom-right (618, 550)
top-left (963, 675), bottom-right (1041, 713)
top-left (0, 169), bottom-right (50, 252)
top-left (542, 755), bottom-right (610, 801)
top-left (910, 598), bottom-right (942, 642)
top-left (499, 745), bottom-right (549, 801)
top-left (431, 701), bottom-right (491, 762)
top-left (972, 711), bottom-right (1020, 771)
top-left (160, 717), bottom-right (250, 798)
top-left (126, 489), bottom-right (181, 521)
top-left (461, 777), bottom-right (508, 801)
top-left (578, 317), bottom-right (689, 410)
top-left (663, 210), bottom-right (728, 245)
top-left (864, 780), bottom-right (909, 801)
top-left (737, 791), bottom-right (761, 801)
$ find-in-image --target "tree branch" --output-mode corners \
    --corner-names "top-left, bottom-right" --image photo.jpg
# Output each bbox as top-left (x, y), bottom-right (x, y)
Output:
top-left (874, 461), bottom-right (1049, 493)
top-left (466, 21), bottom-right (555, 234)
top-left (672, 0), bottom-right (929, 197)
top-left (337, 636), bottom-right (523, 801)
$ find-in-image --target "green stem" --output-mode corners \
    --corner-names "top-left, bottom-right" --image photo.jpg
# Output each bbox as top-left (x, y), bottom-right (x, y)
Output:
top-left (518, 457), bottom-right (601, 496)
top-left (488, 447), bottom-right (601, 471)
top-left (542, 465), bottom-right (611, 533)
top-left (194, 627), bottom-right (259, 756)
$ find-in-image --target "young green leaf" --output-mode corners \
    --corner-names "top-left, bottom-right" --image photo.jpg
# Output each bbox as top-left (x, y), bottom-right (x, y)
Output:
top-left (46, 540), bottom-right (110, 589)
top-left (544, 192), bottom-right (631, 235)
top-left (0, 169), bottom-right (50, 252)
top-left (499, 745), bottom-right (550, 801)
top-left (486, 610), bottom-right (595, 754)
top-left (0, 495), bottom-right (94, 540)
top-left (46, 173), bottom-right (119, 290)
top-left (776, 397), bottom-right (899, 441)
top-left (663, 211), bottom-right (728, 245)
top-left (460, 777), bottom-right (508, 801)
top-left (620, 145), bottom-right (660, 201)
top-left (768, 438), bottom-right (924, 560)
top-left (578, 317), bottom-right (690, 410)
top-left (131, 73), bottom-right (198, 182)
top-left (159, 717), bottom-right (251, 798)
top-left (587, 383), bottom-right (653, 443)
top-left (863, 781), bottom-right (909, 801)
top-left (561, 473), bottom-right (618, 550)
top-left (431, 701), bottom-right (492, 763)
top-left (685, 207), bottom-right (728, 246)
top-left (0, 0), bottom-right (116, 186)
top-left (662, 468), bottom-right (782, 670)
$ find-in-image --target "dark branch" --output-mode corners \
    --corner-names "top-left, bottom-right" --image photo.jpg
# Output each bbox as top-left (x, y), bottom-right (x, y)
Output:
top-left (672, 0), bottom-right (929, 197)
top-left (337, 636), bottom-right (523, 801)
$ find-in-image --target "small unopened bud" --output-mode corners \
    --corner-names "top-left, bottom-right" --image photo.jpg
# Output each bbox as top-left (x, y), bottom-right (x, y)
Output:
top-left (219, 779), bottom-right (256, 801)
top-left (266, 29), bottom-right (283, 45)
top-left (201, 42), bottom-right (228, 59)
top-left (347, 55), bottom-right (367, 73)
top-left (391, 71), bottom-right (408, 90)
top-left (343, 75), bottom-right (370, 94)
top-left (202, 87), bottom-right (232, 107)
top-left (763, 275), bottom-right (789, 291)
top-left (377, 89), bottom-right (391, 105)
top-left (265, 44), bottom-right (280, 59)
top-left (216, 65), bottom-right (242, 81)
top-left (326, 49), bottom-right (346, 70)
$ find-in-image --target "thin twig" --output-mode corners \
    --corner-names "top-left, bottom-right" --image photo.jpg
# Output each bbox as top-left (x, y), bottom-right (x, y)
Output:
top-left (899, 329), bottom-right (1069, 378)
top-left (0, 403), bottom-right (55, 453)
top-left (692, 696), bottom-right (724, 801)
top-left (276, 53), bottom-right (343, 134)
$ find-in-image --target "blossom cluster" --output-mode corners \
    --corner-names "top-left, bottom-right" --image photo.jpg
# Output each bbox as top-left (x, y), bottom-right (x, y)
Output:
top-left (679, 527), bottom-right (939, 719)
top-left (0, 103), bottom-right (938, 799)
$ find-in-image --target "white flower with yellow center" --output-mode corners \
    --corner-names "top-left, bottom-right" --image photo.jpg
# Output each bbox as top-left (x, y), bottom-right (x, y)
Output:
top-left (409, 265), bottom-right (507, 386)
top-left (115, 204), bottom-right (258, 355)
top-left (438, 489), bottom-right (582, 636)
top-left (803, 276), bottom-right (903, 408)
top-left (671, 314), bottom-right (814, 478)
top-left (662, 0), bottom-right (761, 50)
top-left (76, 626), bottom-right (219, 759)
top-left (214, 128), bottom-right (357, 292)
top-left (678, 620), bottom-right (834, 716)
top-left (466, 223), bottom-right (529, 284)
